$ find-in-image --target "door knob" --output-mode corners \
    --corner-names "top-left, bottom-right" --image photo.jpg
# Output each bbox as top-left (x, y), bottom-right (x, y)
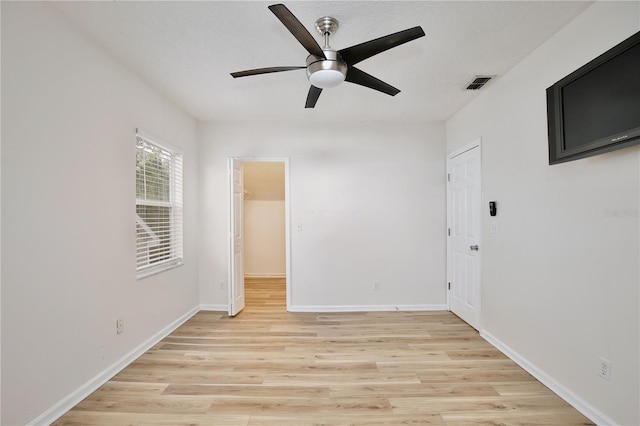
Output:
top-left (470, 245), bottom-right (479, 251)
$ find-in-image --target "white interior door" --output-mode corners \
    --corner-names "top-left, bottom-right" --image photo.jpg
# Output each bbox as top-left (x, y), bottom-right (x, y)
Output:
top-left (447, 142), bottom-right (481, 329)
top-left (228, 158), bottom-right (245, 316)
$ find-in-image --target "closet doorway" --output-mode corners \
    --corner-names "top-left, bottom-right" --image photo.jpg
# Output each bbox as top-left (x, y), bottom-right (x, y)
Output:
top-left (228, 158), bottom-right (290, 315)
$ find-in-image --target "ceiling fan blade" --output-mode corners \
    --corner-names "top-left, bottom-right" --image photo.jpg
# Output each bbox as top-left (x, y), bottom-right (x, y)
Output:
top-left (338, 26), bottom-right (425, 66)
top-left (305, 85), bottom-right (323, 108)
top-left (345, 67), bottom-right (400, 96)
top-left (230, 66), bottom-right (305, 78)
top-left (269, 4), bottom-right (326, 59)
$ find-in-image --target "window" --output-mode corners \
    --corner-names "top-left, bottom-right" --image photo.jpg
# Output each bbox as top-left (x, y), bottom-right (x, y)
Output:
top-left (135, 131), bottom-right (183, 278)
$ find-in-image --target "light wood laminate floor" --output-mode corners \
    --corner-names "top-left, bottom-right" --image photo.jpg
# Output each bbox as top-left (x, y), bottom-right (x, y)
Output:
top-left (54, 277), bottom-right (593, 425)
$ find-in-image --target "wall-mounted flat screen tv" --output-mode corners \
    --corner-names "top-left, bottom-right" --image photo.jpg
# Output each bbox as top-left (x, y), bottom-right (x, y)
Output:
top-left (547, 30), bottom-right (640, 165)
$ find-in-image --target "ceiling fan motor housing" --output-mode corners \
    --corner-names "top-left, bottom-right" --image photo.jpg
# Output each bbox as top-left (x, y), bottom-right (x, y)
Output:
top-left (306, 49), bottom-right (347, 88)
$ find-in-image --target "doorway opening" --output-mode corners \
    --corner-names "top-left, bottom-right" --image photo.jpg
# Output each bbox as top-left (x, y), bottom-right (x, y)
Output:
top-left (228, 158), bottom-right (290, 316)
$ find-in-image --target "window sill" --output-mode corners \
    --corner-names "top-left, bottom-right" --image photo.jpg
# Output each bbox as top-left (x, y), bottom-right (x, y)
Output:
top-left (137, 260), bottom-right (184, 280)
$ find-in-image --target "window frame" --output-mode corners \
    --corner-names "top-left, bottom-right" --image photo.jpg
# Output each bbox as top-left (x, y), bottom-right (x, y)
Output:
top-left (135, 129), bottom-right (184, 279)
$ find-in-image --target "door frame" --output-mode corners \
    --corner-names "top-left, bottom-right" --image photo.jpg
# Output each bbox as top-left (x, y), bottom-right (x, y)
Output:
top-left (227, 157), bottom-right (292, 313)
top-left (228, 158), bottom-right (245, 316)
top-left (446, 139), bottom-right (482, 328)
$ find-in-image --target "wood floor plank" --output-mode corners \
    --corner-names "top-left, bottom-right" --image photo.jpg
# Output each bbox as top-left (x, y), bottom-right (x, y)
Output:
top-left (112, 370), bottom-right (266, 385)
top-left (88, 381), bottom-right (169, 396)
top-left (53, 277), bottom-right (594, 425)
top-left (164, 384), bottom-right (330, 398)
top-left (489, 381), bottom-right (552, 396)
top-left (247, 414), bottom-right (445, 425)
top-left (70, 394), bottom-right (214, 414)
top-left (207, 396), bottom-right (394, 415)
top-left (328, 382), bottom-right (500, 399)
top-left (390, 394), bottom-right (574, 414)
top-left (54, 411), bottom-right (250, 426)
top-left (262, 372), bottom-right (422, 385)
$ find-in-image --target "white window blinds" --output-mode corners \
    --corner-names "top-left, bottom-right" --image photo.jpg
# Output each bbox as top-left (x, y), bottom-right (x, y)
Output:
top-left (135, 132), bottom-right (183, 277)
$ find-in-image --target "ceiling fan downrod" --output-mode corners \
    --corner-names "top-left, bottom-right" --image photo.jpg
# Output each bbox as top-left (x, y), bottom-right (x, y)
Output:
top-left (307, 16), bottom-right (346, 89)
top-left (315, 16), bottom-right (339, 49)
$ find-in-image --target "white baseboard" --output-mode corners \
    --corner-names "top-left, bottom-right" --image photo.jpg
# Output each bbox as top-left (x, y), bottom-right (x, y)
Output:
top-left (199, 304), bottom-right (227, 311)
top-left (480, 329), bottom-right (616, 426)
top-left (244, 273), bottom-right (286, 278)
top-left (28, 305), bottom-right (200, 426)
top-left (289, 304), bottom-right (447, 312)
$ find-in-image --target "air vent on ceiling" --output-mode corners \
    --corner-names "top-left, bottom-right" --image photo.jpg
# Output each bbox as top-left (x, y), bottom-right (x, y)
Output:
top-left (466, 76), bottom-right (493, 90)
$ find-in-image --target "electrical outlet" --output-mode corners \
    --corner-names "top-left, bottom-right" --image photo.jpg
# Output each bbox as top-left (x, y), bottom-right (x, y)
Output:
top-left (219, 280), bottom-right (225, 290)
top-left (599, 358), bottom-right (611, 381)
top-left (116, 318), bottom-right (125, 335)
top-left (373, 281), bottom-right (381, 291)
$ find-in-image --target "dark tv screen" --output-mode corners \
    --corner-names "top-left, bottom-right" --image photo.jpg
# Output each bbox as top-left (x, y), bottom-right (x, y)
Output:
top-left (547, 30), bottom-right (640, 164)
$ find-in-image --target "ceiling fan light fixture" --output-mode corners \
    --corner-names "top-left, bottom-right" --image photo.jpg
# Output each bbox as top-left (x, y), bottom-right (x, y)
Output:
top-left (309, 69), bottom-right (345, 88)
top-left (306, 49), bottom-right (347, 89)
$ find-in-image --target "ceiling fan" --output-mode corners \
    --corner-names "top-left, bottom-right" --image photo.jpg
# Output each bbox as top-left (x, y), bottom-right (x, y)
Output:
top-left (230, 3), bottom-right (425, 108)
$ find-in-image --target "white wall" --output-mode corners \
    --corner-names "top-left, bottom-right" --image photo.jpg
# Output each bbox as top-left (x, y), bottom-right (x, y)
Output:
top-left (199, 121), bottom-right (446, 310)
top-left (446, 2), bottom-right (639, 424)
top-left (1, 3), bottom-right (200, 425)
top-left (0, 3), bottom-right (4, 423)
top-left (244, 200), bottom-right (286, 277)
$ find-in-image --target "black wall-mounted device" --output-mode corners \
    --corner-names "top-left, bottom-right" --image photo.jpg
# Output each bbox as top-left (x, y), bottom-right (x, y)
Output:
top-left (489, 201), bottom-right (497, 216)
top-left (546, 30), bottom-right (640, 164)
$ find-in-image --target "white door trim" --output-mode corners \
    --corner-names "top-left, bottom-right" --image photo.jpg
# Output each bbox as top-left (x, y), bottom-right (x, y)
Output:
top-left (446, 139), bottom-right (482, 329)
top-left (227, 157), bottom-right (292, 312)
top-left (448, 139), bottom-right (482, 161)
top-left (228, 158), bottom-right (245, 316)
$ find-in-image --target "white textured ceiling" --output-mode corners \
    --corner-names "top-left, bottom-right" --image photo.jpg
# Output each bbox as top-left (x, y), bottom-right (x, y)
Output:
top-left (53, 1), bottom-right (592, 123)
